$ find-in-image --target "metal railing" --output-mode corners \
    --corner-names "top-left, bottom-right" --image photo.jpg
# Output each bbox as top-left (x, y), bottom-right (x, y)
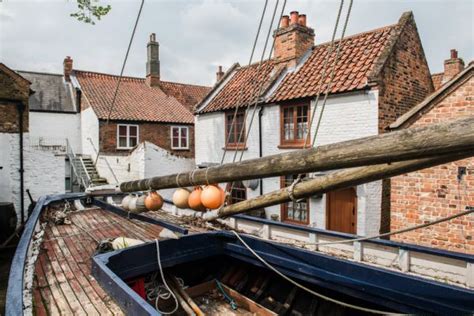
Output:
top-left (87, 137), bottom-right (119, 183)
top-left (66, 139), bottom-right (91, 189)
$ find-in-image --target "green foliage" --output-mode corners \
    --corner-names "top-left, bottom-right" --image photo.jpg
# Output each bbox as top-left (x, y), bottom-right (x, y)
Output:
top-left (70, 0), bottom-right (111, 25)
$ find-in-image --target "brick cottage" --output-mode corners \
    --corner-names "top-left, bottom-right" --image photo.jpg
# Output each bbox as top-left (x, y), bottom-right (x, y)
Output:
top-left (390, 52), bottom-right (473, 253)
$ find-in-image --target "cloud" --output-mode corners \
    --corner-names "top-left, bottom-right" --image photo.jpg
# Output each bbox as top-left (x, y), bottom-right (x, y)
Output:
top-left (0, 0), bottom-right (472, 86)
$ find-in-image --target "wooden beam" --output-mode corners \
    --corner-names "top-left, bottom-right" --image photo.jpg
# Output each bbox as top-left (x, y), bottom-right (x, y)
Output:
top-left (202, 150), bottom-right (474, 221)
top-left (119, 117), bottom-right (474, 192)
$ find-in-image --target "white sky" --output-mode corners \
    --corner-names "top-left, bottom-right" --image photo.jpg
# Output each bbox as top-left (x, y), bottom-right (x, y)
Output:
top-left (1, 0), bottom-right (473, 87)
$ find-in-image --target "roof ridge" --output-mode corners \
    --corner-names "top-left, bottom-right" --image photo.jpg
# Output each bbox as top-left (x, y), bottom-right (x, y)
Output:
top-left (313, 23), bottom-right (397, 49)
top-left (74, 69), bottom-right (145, 81)
top-left (160, 80), bottom-right (210, 89)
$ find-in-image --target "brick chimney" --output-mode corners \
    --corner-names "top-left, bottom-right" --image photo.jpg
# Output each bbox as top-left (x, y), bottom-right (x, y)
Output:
top-left (442, 49), bottom-right (464, 84)
top-left (146, 33), bottom-right (160, 87)
top-left (63, 56), bottom-right (73, 82)
top-left (216, 65), bottom-right (224, 82)
top-left (273, 11), bottom-right (314, 66)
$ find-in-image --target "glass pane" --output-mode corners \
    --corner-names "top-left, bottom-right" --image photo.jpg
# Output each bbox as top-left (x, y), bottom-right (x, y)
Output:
top-left (172, 127), bottom-right (179, 138)
top-left (181, 127), bottom-right (187, 137)
top-left (129, 136), bottom-right (137, 147)
top-left (129, 126), bottom-right (137, 137)
top-left (118, 125), bottom-right (127, 137)
top-left (119, 136), bottom-right (127, 147)
top-left (283, 108), bottom-right (294, 140)
top-left (173, 137), bottom-right (179, 148)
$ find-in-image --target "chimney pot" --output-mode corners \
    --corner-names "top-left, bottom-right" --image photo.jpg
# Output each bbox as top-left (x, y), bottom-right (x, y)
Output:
top-left (63, 56), bottom-right (73, 82)
top-left (290, 11), bottom-right (299, 25)
top-left (450, 49), bottom-right (458, 59)
top-left (150, 33), bottom-right (156, 42)
top-left (298, 14), bottom-right (307, 26)
top-left (280, 15), bottom-right (289, 28)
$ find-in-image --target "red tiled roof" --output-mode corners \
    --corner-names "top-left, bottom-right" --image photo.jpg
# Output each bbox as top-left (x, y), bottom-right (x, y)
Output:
top-left (270, 25), bottom-right (397, 102)
top-left (159, 80), bottom-right (211, 111)
top-left (75, 70), bottom-right (209, 123)
top-left (199, 60), bottom-right (285, 113)
top-left (431, 72), bottom-right (444, 90)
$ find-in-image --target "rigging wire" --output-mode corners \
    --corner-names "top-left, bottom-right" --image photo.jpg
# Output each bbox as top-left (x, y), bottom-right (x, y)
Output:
top-left (220, 0), bottom-right (270, 165)
top-left (230, 230), bottom-right (398, 315)
top-left (94, 0), bottom-right (145, 167)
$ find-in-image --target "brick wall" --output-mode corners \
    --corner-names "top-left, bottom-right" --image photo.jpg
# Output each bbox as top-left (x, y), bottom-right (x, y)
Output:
top-left (391, 75), bottom-right (474, 253)
top-left (0, 67), bottom-right (30, 133)
top-left (99, 120), bottom-right (194, 158)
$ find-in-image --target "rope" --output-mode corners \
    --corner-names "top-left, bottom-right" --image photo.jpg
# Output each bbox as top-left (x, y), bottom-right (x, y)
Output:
top-left (246, 207), bottom-right (474, 248)
top-left (230, 230), bottom-right (398, 315)
top-left (154, 239), bottom-right (179, 314)
top-left (220, 0), bottom-right (270, 164)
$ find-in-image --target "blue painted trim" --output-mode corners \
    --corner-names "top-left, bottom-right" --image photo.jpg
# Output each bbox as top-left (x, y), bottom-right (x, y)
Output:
top-left (92, 231), bottom-right (474, 315)
top-left (5, 193), bottom-right (187, 316)
top-left (233, 214), bottom-right (474, 263)
top-left (92, 198), bottom-right (188, 235)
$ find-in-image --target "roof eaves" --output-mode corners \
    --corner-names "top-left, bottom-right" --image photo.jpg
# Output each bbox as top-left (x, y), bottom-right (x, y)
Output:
top-left (366, 11), bottom-right (413, 86)
top-left (389, 64), bottom-right (473, 130)
top-left (195, 62), bottom-right (240, 113)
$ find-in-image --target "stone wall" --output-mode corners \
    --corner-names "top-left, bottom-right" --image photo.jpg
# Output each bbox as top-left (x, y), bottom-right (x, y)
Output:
top-left (391, 75), bottom-right (474, 253)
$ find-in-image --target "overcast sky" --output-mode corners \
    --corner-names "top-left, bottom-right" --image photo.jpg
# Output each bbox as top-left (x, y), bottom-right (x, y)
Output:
top-left (1, 0), bottom-right (473, 86)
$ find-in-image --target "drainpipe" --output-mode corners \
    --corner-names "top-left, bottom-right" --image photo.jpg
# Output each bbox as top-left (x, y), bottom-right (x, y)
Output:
top-left (258, 106), bottom-right (264, 196)
top-left (17, 102), bottom-right (25, 224)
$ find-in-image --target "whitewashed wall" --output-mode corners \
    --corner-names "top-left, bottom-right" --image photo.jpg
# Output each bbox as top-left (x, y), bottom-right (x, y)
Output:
top-left (29, 111), bottom-right (81, 152)
top-left (0, 133), bottom-right (66, 223)
top-left (97, 141), bottom-right (194, 196)
top-left (195, 90), bottom-right (381, 235)
top-left (81, 107), bottom-right (99, 157)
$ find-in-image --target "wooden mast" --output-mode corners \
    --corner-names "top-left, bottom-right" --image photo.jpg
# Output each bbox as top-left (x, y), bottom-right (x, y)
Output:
top-left (202, 150), bottom-right (474, 221)
top-left (119, 117), bottom-right (474, 192)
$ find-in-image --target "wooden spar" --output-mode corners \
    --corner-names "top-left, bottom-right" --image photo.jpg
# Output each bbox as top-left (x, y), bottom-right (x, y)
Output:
top-left (202, 150), bottom-right (474, 221)
top-left (119, 117), bottom-right (474, 193)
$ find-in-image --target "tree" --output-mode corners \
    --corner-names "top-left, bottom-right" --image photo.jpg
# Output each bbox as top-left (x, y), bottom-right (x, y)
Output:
top-left (70, 0), bottom-right (111, 25)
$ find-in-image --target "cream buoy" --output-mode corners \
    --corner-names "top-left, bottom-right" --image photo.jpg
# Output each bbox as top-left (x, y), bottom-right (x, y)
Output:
top-left (135, 195), bottom-right (147, 213)
top-left (128, 196), bottom-right (139, 213)
top-left (173, 188), bottom-right (190, 209)
top-left (145, 191), bottom-right (164, 211)
top-left (121, 195), bottom-right (132, 210)
top-left (201, 185), bottom-right (225, 209)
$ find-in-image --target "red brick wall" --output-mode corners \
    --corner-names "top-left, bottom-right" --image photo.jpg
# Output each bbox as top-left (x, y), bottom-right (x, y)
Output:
top-left (99, 120), bottom-right (194, 158)
top-left (390, 75), bottom-right (474, 253)
top-left (273, 24), bottom-right (314, 65)
top-left (0, 68), bottom-right (30, 133)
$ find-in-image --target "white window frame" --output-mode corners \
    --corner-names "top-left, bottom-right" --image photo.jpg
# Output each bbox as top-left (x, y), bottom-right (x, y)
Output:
top-left (117, 124), bottom-right (139, 149)
top-left (170, 126), bottom-right (190, 150)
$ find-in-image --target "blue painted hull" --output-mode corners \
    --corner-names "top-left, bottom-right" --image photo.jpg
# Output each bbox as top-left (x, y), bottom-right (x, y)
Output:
top-left (93, 231), bottom-right (474, 315)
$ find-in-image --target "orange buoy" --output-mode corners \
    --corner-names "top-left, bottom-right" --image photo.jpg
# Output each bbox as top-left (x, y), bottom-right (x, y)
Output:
top-left (188, 186), bottom-right (206, 212)
top-left (201, 184), bottom-right (225, 209)
top-left (173, 188), bottom-right (190, 209)
top-left (145, 191), bottom-right (164, 211)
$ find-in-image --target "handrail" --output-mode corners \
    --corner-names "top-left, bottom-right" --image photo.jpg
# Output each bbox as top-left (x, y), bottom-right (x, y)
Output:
top-left (66, 139), bottom-right (89, 189)
top-left (79, 156), bottom-right (92, 185)
top-left (87, 137), bottom-right (119, 183)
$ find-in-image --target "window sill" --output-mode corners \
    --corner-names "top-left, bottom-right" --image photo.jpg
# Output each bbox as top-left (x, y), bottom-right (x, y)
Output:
top-left (278, 144), bottom-right (306, 149)
top-left (282, 219), bottom-right (309, 226)
top-left (116, 147), bottom-right (133, 150)
top-left (171, 148), bottom-right (190, 151)
top-left (222, 145), bottom-right (248, 151)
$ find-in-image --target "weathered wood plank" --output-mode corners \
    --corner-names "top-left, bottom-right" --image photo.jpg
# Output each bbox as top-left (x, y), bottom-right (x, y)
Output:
top-left (119, 117), bottom-right (474, 192)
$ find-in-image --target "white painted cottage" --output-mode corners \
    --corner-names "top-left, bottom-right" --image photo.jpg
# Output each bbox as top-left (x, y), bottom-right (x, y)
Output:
top-left (195, 11), bottom-right (435, 236)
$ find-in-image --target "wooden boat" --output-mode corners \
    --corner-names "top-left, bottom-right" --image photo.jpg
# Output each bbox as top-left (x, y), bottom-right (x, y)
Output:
top-left (5, 193), bottom-right (474, 315)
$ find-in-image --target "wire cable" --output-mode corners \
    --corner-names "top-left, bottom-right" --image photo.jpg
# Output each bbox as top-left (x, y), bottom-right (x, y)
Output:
top-left (94, 0), bottom-right (145, 167)
top-left (220, 0), bottom-right (270, 165)
top-left (230, 230), bottom-right (398, 315)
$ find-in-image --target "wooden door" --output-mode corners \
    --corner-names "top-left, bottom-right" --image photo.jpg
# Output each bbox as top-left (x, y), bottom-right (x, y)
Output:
top-left (326, 188), bottom-right (357, 234)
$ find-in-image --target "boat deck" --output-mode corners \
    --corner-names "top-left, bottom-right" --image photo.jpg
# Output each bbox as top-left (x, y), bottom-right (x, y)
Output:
top-left (32, 207), bottom-right (174, 315)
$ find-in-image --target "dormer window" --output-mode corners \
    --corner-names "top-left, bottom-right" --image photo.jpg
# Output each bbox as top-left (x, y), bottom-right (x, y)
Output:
top-left (171, 126), bottom-right (189, 150)
top-left (117, 124), bottom-right (138, 149)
